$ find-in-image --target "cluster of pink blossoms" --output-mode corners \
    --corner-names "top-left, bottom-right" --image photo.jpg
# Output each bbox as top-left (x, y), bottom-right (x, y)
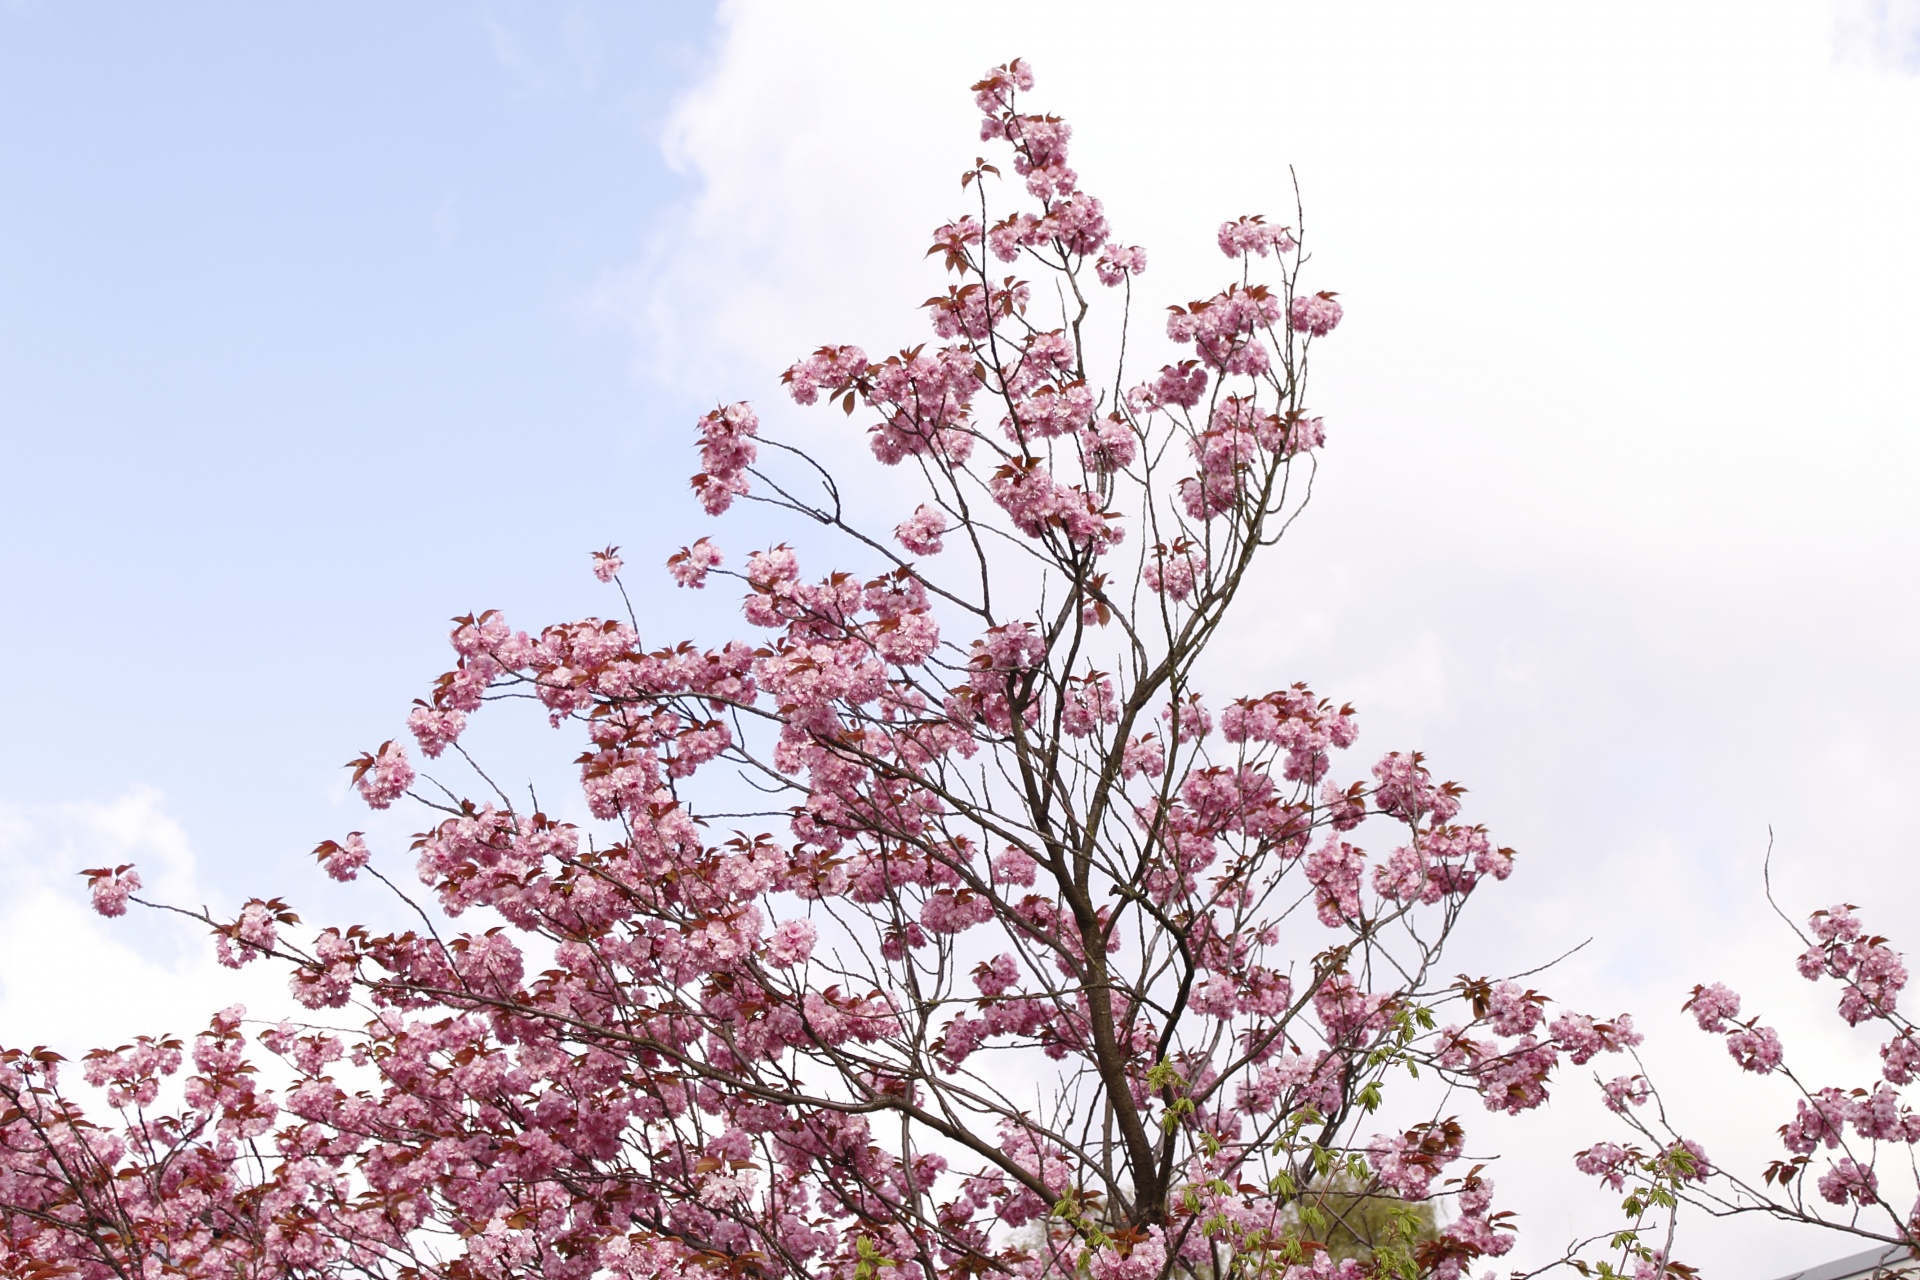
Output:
top-left (1094, 242), bottom-right (1147, 287)
top-left (212, 899), bottom-right (281, 968)
top-left (1144, 540), bottom-right (1207, 599)
top-left (347, 739), bottom-right (414, 807)
top-left (1218, 215), bottom-right (1297, 260)
top-left (81, 863), bottom-right (141, 917)
top-left (894, 504), bottom-right (948, 555)
top-left (1368, 1118), bottom-right (1465, 1200)
top-left (1167, 285), bottom-right (1283, 377)
top-left (690, 401), bottom-right (759, 515)
top-left (1574, 1140), bottom-right (1710, 1194)
top-left (666, 535), bottom-right (723, 588)
top-left (1130, 359), bottom-right (1208, 414)
top-left (405, 702), bottom-right (465, 757)
top-left (1801, 903), bottom-right (1910, 1024)
top-left (1289, 291), bottom-right (1344, 337)
top-left (312, 832), bottom-right (369, 881)
top-left (1684, 981), bottom-right (1786, 1073)
top-left (1435, 980), bottom-right (1640, 1116)
top-left (989, 456), bottom-right (1122, 549)
top-left (1580, 901), bottom-right (1920, 1265)
top-left (1175, 399), bottom-right (1294, 520)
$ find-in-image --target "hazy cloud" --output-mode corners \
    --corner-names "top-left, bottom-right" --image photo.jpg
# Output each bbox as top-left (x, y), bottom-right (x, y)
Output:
top-left (1834, 0), bottom-right (1920, 70)
top-left (0, 789), bottom-right (286, 1057)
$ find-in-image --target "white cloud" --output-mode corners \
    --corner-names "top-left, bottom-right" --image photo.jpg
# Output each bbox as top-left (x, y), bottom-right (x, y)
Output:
top-left (0, 788), bottom-right (287, 1057)
top-left (1834, 0), bottom-right (1920, 71)
top-left (483, 5), bottom-right (606, 96)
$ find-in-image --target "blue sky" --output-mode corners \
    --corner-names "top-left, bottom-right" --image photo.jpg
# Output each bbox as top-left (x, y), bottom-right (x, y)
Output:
top-left (4, 4), bottom-right (1920, 1274)
top-left (0, 3), bottom-right (718, 884)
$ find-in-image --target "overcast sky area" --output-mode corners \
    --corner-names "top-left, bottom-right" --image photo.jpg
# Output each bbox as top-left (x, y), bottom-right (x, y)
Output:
top-left (4, 3), bottom-right (1920, 1276)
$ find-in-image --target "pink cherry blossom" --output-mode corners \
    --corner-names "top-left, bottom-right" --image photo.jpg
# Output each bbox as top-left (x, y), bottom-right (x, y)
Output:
top-left (667, 536), bottom-right (723, 588)
top-left (1818, 1157), bottom-right (1879, 1206)
top-left (1060, 671), bottom-right (1118, 736)
top-left (84, 863), bottom-right (141, 917)
top-left (406, 702), bottom-right (466, 757)
top-left (1602, 1074), bottom-right (1651, 1112)
top-left (350, 739), bottom-right (414, 809)
top-left (1094, 241), bottom-right (1147, 287)
top-left (1167, 284), bottom-right (1281, 375)
top-left (766, 918), bottom-right (817, 967)
top-left (215, 900), bottom-right (279, 968)
top-left (1783, 1089), bottom-right (1852, 1153)
top-left (1144, 541), bottom-right (1207, 600)
top-left (1289, 291), bottom-right (1343, 337)
top-left (1883, 1032), bottom-right (1920, 1084)
top-left (1576, 1141), bottom-right (1635, 1191)
top-left (691, 401), bottom-right (759, 515)
top-left (1726, 1024), bottom-right (1783, 1073)
top-left (1686, 981), bottom-right (1741, 1033)
top-left (783, 342), bottom-right (869, 405)
top-left (1551, 1011), bottom-right (1642, 1065)
top-left (1217, 215), bottom-right (1295, 259)
top-left (895, 503), bottom-right (949, 554)
top-left (1079, 415), bottom-right (1137, 473)
top-left (314, 832), bottom-right (370, 882)
top-left (1120, 734), bottom-right (1165, 780)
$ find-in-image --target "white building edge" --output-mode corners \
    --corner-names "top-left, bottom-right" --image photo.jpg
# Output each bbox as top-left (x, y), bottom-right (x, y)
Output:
top-left (1774, 1246), bottom-right (1920, 1280)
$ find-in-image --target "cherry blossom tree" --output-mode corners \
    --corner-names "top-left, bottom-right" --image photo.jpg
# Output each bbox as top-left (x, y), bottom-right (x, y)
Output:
top-left (4, 60), bottom-right (1660, 1280)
